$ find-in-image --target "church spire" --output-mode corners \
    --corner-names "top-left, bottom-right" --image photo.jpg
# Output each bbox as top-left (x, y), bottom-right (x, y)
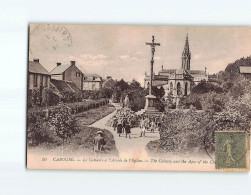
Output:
top-left (181, 33), bottom-right (191, 70)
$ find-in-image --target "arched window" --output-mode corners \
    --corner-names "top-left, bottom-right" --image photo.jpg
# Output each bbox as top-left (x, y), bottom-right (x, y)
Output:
top-left (184, 82), bottom-right (188, 96)
top-left (170, 82), bottom-right (173, 95)
top-left (177, 82), bottom-right (182, 96)
top-left (92, 83), bottom-right (96, 90)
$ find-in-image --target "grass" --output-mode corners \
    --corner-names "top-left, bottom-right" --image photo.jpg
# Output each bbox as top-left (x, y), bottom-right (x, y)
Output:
top-left (75, 105), bottom-right (116, 125)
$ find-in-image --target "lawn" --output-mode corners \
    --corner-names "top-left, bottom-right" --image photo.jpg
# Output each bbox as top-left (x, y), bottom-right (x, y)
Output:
top-left (75, 104), bottom-right (116, 125)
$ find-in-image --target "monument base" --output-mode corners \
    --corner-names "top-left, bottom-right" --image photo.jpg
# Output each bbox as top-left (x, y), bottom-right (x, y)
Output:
top-left (144, 95), bottom-right (162, 116)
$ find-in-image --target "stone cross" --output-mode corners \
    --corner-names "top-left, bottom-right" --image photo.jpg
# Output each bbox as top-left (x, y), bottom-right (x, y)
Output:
top-left (146, 36), bottom-right (160, 95)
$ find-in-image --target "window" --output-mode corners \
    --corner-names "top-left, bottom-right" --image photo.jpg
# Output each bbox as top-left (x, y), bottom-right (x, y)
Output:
top-left (45, 76), bottom-right (48, 87)
top-left (170, 82), bottom-right (173, 95)
top-left (40, 75), bottom-right (43, 86)
top-left (33, 74), bottom-right (37, 87)
top-left (177, 82), bottom-right (182, 96)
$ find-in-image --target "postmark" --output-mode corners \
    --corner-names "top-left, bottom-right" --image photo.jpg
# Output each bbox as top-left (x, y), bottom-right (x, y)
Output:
top-left (215, 131), bottom-right (247, 170)
top-left (29, 24), bottom-right (72, 55)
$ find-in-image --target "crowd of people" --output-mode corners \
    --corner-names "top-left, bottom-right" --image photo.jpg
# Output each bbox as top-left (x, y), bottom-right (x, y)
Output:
top-left (107, 108), bottom-right (162, 138)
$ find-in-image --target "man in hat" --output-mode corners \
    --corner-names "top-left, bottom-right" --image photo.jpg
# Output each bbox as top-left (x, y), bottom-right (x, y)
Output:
top-left (93, 131), bottom-right (106, 157)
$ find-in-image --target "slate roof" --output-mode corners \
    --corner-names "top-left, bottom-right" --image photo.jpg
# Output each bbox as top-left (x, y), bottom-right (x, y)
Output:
top-left (187, 70), bottom-right (206, 75)
top-left (50, 64), bottom-right (71, 75)
top-left (50, 79), bottom-right (81, 94)
top-left (159, 69), bottom-right (176, 74)
top-left (29, 61), bottom-right (50, 75)
top-left (176, 68), bottom-right (189, 75)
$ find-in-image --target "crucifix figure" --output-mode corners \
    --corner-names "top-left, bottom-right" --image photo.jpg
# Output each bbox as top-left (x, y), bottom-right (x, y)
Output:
top-left (146, 36), bottom-right (160, 95)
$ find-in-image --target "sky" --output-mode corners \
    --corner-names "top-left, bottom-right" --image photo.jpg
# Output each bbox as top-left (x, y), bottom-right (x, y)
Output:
top-left (29, 24), bottom-right (251, 86)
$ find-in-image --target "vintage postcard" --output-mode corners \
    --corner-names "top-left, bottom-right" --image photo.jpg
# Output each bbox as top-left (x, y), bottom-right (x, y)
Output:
top-left (27, 24), bottom-right (250, 171)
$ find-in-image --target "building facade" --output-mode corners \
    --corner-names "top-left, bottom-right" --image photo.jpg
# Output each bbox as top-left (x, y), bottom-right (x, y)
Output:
top-left (28, 59), bottom-right (51, 90)
top-left (144, 33), bottom-right (208, 100)
top-left (83, 74), bottom-right (102, 90)
top-left (50, 61), bottom-right (83, 90)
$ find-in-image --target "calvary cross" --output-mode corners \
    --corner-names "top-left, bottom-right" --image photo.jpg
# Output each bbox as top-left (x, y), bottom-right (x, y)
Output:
top-left (145, 36), bottom-right (160, 95)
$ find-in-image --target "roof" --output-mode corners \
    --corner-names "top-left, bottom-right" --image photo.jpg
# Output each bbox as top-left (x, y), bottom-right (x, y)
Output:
top-left (159, 69), bottom-right (176, 74)
top-left (29, 61), bottom-right (50, 75)
top-left (50, 64), bottom-right (71, 75)
top-left (50, 79), bottom-right (81, 94)
top-left (176, 68), bottom-right (189, 75)
top-left (240, 66), bottom-right (251, 74)
top-left (85, 73), bottom-right (102, 78)
top-left (188, 70), bottom-right (206, 75)
top-left (83, 74), bottom-right (102, 81)
top-left (145, 74), bottom-right (168, 81)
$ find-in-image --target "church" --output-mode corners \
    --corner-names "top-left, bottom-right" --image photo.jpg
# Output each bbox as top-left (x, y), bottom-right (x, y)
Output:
top-left (144, 34), bottom-right (208, 100)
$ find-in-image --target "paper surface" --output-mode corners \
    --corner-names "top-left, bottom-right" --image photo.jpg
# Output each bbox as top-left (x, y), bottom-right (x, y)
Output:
top-left (27, 24), bottom-right (250, 171)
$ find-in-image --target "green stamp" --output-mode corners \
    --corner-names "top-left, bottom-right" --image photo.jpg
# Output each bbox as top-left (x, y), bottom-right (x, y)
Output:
top-left (215, 131), bottom-right (247, 169)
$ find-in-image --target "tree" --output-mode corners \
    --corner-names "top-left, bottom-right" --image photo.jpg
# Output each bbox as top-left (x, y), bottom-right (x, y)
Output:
top-left (115, 79), bottom-right (130, 91)
top-left (130, 79), bottom-right (141, 89)
top-left (152, 86), bottom-right (165, 99)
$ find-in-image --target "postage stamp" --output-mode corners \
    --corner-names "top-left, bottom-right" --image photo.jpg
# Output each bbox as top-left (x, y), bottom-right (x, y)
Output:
top-left (215, 131), bottom-right (247, 170)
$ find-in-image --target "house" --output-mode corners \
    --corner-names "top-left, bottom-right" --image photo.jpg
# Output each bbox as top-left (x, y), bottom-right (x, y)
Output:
top-left (28, 59), bottom-right (51, 90)
top-left (50, 61), bottom-right (83, 90)
top-left (83, 74), bottom-right (102, 90)
top-left (240, 65), bottom-right (251, 79)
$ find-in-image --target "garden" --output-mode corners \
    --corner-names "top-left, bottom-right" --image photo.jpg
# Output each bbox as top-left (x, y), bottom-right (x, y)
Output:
top-left (147, 56), bottom-right (251, 157)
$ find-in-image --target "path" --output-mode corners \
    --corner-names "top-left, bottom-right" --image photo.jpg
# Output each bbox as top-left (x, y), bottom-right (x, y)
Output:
top-left (90, 103), bottom-right (160, 159)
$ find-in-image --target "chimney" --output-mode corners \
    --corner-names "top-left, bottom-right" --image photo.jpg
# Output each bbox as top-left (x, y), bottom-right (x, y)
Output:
top-left (70, 61), bottom-right (75, 66)
top-left (56, 62), bottom-right (61, 66)
top-left (33, 58), bottom-right (39, 63)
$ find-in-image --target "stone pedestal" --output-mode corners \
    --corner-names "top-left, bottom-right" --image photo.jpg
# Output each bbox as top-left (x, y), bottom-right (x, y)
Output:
top-left (144, 94), bottom-right (161, 115)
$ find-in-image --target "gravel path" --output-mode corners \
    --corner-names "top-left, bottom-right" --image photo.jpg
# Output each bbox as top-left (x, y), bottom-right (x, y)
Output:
top-left (90, 103), bottom-right (160, 159)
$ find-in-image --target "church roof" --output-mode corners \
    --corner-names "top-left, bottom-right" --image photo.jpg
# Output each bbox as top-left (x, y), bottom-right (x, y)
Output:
top-left (159, 69), bottom-right (176, 74)
top-left (29, 61), bottom-right (50, 75)
top-left (187, 70), bottom-right (206, 75)
top-left (176, 68), bottom-right (189, 75)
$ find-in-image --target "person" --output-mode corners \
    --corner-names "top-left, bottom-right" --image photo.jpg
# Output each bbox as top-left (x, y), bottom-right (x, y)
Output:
top-left (124, 121), bottom-right (131, 138)
top-left (122, 117), bottom-right (127, 134)
top-left (112, 117), bottom-right (118, 131)
top-left (93, 131), bottom-right (106, 157)
top-left (140, 117), bottom-right (145, 137)
top-left (117, 119), bottom-right (123, 137)
top-left (144, 116), bottom-right (150, 131)
top-left (150, 120), bottom-right (156, 133)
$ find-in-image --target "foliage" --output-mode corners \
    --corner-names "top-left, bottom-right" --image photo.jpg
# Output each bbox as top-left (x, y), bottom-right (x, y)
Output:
top-left (156, 110), bottom-right (215, 154)
top-left (115, 79), bottom-right (130, 91)
top-left (152, 86), bottom-right (165, 99)
top-left (27, 112), bottom-right (57, 146)
top-left (218, 56), bottom-right (251, 82)
top-left (128, 89), bottom-right (148, 112)
top-left (192, 80), bottom-right (224, 94)
top-left (41, 87), bottom-right (61, 107)
top-left (82, 90), bottom-right (100, 100)
top-left (49, 103), bottom-right (80, 143)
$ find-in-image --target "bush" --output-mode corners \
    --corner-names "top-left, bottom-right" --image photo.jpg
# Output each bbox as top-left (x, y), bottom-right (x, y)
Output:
top-left (49, 103), bottom-right (80, 143)
top-left (27, 112), bottom-right (56, 146)
top-left (156, 110), bottom-right (215, 154)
